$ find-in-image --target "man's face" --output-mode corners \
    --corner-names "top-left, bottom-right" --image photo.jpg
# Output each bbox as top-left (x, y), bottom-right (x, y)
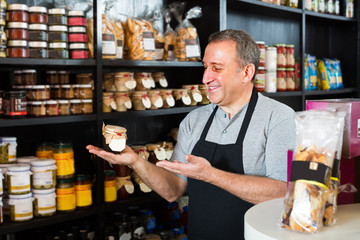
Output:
top-left (202, 40), bottom-right (244, 107)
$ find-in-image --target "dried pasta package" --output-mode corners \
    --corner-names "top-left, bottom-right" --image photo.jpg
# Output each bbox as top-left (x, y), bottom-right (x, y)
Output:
top-left (111, 20), bottom-right (124, 59)
top-left (171, 3), bottom-right (202, 61)
top-left (332, 58), bottom-right (343, 89)
top-left (163, 8), bottom-right (176, 61)
top-left (317, 59), bottom-right (337, 90)
top-left (281, 110), bottom-right (345, 233)
top-left (306, 55), bottom-right (318, 90)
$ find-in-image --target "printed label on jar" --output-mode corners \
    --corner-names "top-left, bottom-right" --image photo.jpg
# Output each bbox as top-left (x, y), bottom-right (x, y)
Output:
top-left (33, 171), bottom-right (53, 186)
top-left (143, 32), bottom-right (155, 51)
top-left (166, 97), bottom-right (175, 107)
top-left (8, 145), bottom-right (17, 162)
top-left (155, 42), bottom-right (164, 60)
top-left (116, 39), bottom-right (123, 59)
top-left (109, 139), bottom-right (126, 152)
top-left (142, 79), bottom-right (152, 89)
top-left (10, 175), bottom-right (31, 193)
top-left (125, 80), bottom-right (136, 90)
top-left (142, 97), bottom-right (151, 109)
top-left (57, 187), bottom-right (76, 210)
top-left (182, 96), bottom-right (191, 105)
top-left (11, 200), bottom-right (33, 221)
top-left (193, 92), bottom-right (203, 102)
top-left (75, 184), bottom-right (92, 207)
top-left (154, 98), bottom-right (163, 108)
top-left (124, 100), bottom-right (132, 109)
top-left (36, 195), bottom-right (56, 214)
top-left (36, 150), bottom-right (53, 159)
top-left (166, 150), bottom-right (174, 160)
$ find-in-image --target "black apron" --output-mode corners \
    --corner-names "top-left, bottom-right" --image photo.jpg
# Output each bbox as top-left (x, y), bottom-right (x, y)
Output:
top-left (187, 88), bottom-right (258, 240)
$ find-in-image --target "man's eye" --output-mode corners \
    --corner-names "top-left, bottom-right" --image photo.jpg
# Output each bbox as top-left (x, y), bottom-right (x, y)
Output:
top-left (213, 67), bottom-right (221, 71)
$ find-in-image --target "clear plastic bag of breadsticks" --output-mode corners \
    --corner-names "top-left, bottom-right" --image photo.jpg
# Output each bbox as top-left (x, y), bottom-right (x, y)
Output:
top-left (150, 4), bottom-right (165, 61)
top-left (163, 8), bottom-right (176, 61)
top-left (110, 17), bottom-right (125, 59)
top-left (170, 2), bottom-right (202, 61)
top-left (280, 110), bottom-right (345, 233)
top-left (122, 7), bottom-right (156, 61)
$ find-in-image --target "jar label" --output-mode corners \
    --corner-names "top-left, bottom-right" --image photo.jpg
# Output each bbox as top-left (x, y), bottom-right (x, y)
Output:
top-left (142, 97), bottom-right (151, 109)
top-left (36, 195), bottom-right (56, 214)
top-left (110, 100), bottom-right (117, 110)
top-left (54, 152), bottom-right (75, 176)
top-left (124, 100), bottom-right (132, 109)
top-left (10, 175), bottom-right (31, 193)
top-left (68, 17), bottom-right (86, 26)
top-left (166, 49), bottom-right (175, 61)
top-left (155, 47), bottom-right (164, 60)
top-left (104, 180), bottom-right (117, 202)
top-left (33, 171), bottom-right (54, 186)
top-left (12, 200), bottom-right (33, 221)
top-left (159, 79), bottom-right (168, 88)
top-left (76, 184), bottom-right (92, 207)
top-left (154, 148), bottom-right (167, 161)
top-left (193, 92), bottom-right (203, 102)
top-left (166, 97), bottom-right (175, 107)
top-left (185, 38), bottom-right (201, 58)
top-left (182, 96), bottom-right (191, 105)
top-left (109, 138), bottom-right (126, 152)
top-left (154, 98), bottom-right (163, 108)
top-left (57, 187), bottom-right (76, 211)
top-left (125, 80), bottom-right (136, 90)
top-left (166, 150), bottom-right (174, 160)
top-left (119, 233), bottom-right (131, 240)
top-left (150, 79), bottom-right (155, 88)
top-left (8, 145), bottom-right (17, 162)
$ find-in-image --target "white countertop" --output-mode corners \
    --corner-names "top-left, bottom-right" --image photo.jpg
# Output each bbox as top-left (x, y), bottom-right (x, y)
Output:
top-left (244, 198), bottom-right (360, 240)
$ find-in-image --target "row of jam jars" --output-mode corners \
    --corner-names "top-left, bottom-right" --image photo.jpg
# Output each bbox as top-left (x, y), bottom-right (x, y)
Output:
top-left (274, 44), bottom-right (295, 68)
top-left (103, 72), bottom-right (136, 92)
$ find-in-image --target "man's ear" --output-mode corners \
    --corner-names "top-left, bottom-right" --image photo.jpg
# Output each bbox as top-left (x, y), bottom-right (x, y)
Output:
top-left (242, 64), bottom-right (255, 83)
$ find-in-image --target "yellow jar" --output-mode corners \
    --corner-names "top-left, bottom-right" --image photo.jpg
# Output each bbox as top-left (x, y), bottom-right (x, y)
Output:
top-left (56, 178), bottom-right (76, 213)
top-left (75, 174), bottom-right (92, 209)
top-left (52, 142), bottom-right (74, 179)
top-left (36, 142), bottom-right (53, 160)
top-left (104, 170), bottom-right (117, 203)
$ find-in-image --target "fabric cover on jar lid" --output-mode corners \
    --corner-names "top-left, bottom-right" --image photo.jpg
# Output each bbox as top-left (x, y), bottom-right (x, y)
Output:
top-left (102, 124), bottom-right (127, 152)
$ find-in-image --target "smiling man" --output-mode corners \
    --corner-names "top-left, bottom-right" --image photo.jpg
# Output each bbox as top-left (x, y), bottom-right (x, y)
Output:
top-left (87, 29), bottom-right (295, 240)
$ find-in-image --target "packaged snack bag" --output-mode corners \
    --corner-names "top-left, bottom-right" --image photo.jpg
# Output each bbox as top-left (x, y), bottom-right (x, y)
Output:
top-left (163, 8), bottom-right (176, 61)
top-left (305, 55), bottom-right (318, 90)
top-left (317, 58), bottom-right (338, 90)
top-left (151, 5), bottom-right (165, 61)
top-left (111, 20), bottom-right (125, 59)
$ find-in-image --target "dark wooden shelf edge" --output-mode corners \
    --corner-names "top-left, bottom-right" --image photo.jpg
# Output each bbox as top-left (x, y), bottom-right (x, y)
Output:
top-left (102, 59), bottom-right (203, 68)
top-left (0, 114), bottom-right (97, 127)
top-left (304, 88), bottom-right (357, 96)
top-left (0, 207), bottom-right (99, 235)
top-left (261, 91), bottom-right (302, 97)
top-left (0, 59), bottom-right (96, 66)
top-left (305, 10), bottom-right (356, 22)
top-left (237, 0), bottom-right (302, 14)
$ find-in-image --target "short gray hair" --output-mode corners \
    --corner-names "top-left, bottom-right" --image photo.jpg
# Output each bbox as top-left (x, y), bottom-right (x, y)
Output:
top-left (208, 29), bottom-right (260, 82)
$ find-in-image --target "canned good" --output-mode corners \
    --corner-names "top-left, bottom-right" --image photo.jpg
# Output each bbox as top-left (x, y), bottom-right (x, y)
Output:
top-left (286, 68), bottom-right (295, 91)
top-left (275, 44), bottom-right (287, 68)
top-left (286, 44), bottom-right (295, 68)
top-left (30, 159), bottom-right (57, 189)
top-left (0, 137), bottom-right (17, 163)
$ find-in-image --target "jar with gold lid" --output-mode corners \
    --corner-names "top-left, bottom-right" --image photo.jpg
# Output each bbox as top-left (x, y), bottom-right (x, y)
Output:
top-left (81, 99), bottom-right (93, 114)
top-left (147, 90), bottom-right (163, 110)
top-left (103, 92), bottom-right (115, 112)
top-left (115, 91), bottom-right (132, 112)
top-left (159, 89), bottom-right (175, 109)
top-left (113, 72), bottom-right (136, 91)
top-left (173, 89), bottom-right (191, 107)
top-left (132, 91), bottom-right (151, 111)
top-left (152, 72), bottom-right (168, 88)
top-left (135, 72), bottom-right (154, 90)
top-left (182, 85), bottom-right (202, 106)
top-left (102, 124), bottom-right (127, 153)
top-left (198, 85), bottom-right (210, 105)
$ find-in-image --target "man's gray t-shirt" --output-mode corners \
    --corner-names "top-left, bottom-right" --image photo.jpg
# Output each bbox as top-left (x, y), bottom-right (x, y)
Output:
top-left (170, 93), bottom-right (295, 182)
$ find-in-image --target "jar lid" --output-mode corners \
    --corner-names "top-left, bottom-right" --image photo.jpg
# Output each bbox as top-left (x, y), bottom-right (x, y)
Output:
top-left (57, 178), bottom-right (74, 184)
top-left (69, 43), bottom-right (87, 50)
top-left (255, 41), bottom-right (265, 45)
top-left (70, 99), bottom-right (81, 103)
top-left (17, 156), bottom-right (39, 164)
top-left (266, 46), bottom-right (276, 50)
top-left (72, 84), bottom-right (81, 88)
top-left (277, 68), bottom-right (286, 71)
top-left (31, 101), bottom-right (44, 105)
top-left (49, 25), bottom-right (68, 32)
top-left (53, 141), bottom-right (72, 149)
top-left (76, 174), bottom-right (90, 181)
top-left (49, 42), bottom-right (67, 49)
top-left (104, 125), bottom-right (127, 134)
top-left (29, 41), bottom-right (48, 48)
top-left (7, 40), bottom-right (28, 47)
top-left (103, 92), bottom-right (113, 96)
top-left (1, 137), bottom-right (17, 142)
top-left (14, 70), bottom-right (22, 74)
top-left (132, 90), bottom-right (147, 95)
top-left (48, 8), bottom-right (66, 15)
top-left (6, 22), bottom-right (28, 29)
top-left (81, 99), bottom-right (92, 103)
top-left (104, 170), bottom-right (115, 176)
top-left (61, 84), bottom-right (71, 88)
top-left (68, 10), bottom-right (85, 17)
top-left (50, 85), bottom-right (60, 88)
top-left (29, 6), bottom-right (47, 13)
top-left (46, 100), bottom-right (58, 104)
top-left (29, 24), bottom-right (48, 31)
top-left (57, 70), bottom-right (68, 74)
top-left (265, 69), bottom-right (277, 73)
top-left (286, 44), bottom-right (295, 48)
top-left (79, 84), bottom-right (92, 88)
top-left (7, 164), bottom-right (30, 172)
top-left (24, 85), bottom-right (33, 89)
top-left (7, 4), bottom-right (29, 11)
top-left (12, 86), bottom-right (25, 90)
top-left (274, 44), bottom-right (286, 47)
top-left (32, 85), bottom-right (46, 89)
top-left (32, 188), bottom-right (56, 195)
top-left (58, 99), bottom-right (69, 104)
top-left (69, 26), bottom-right (86, 33)
top-left (258, 67), bottom-right (265, 70)
top-left (22, 69), bottom-right (36, 73)
top-left (9, 192), bottom-right (32, 199)
top-left (286, 68), bottom-right (295, 71)
top-left (31, 159), bottom-right (56, 166)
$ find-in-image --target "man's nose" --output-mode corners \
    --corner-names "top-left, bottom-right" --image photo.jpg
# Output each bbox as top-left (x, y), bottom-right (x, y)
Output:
top-left (202, 68), bottom-right (213, 84)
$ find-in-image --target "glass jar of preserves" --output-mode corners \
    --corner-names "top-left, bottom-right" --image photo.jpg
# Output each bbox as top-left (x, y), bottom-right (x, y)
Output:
top-left (68, 10), bottom-right (86, 27)
top-left (275, 44), bottom-right (287, 68)
top-left (14, 70), bottom-right (22, 85)
top-left (29, 41), bottom-right (48, 58)
top-left (152, 72), bottom-right (168, 88)
top-left (286, 68), bottom-right (295, 91)
top-left (2, 91), bottom-right (27, 118)
top-left (58, 99), bottom-right (70, 115)
top-left (131, 145), bottom-right (150, 161)
top-left (36, 142), bottom-right (53, 159)
top-left (6, 22), bottom-right (29, 40)
top-left (30, 159), bottom-right (57, 189)
top-left (50, 85), bottom-right (61, 99)
top-left (131, 91), bottom-right (151, 111)
top-left (276, 68), bottom-right (287, 92)
top-left (286, 44), bottom-right (295, 68)
top-left (49, 42), bottom-right (68, 59)
top-left (113, 164), bottom-right (133, 200)
top-left (198, 85), bottom-right (210, 105)
top-left (68, 26), bottom-right (87, 43)
top-left (182, 85), bottom-right (202, 106)
top-left (45, 100), bottom-right (59, 116)
top-left (103, 73), bottom-right (116, 92)
top-left (76, 73), bottom-right (94, 85)
top-left (254, 67), bottom-right (265, 92)
top-left (56, 178), bottom-right (76, 213)
top-left (6, 4), bottom-right (29, 23)
top-left (72, 84), bottom-right (79, 98)
top-left (48, 25), bottom-right (68, 42)
top-left (29, 24), bottom-right (48, 41)
top-left (32, 188), bottom-right (56, 217)
top-left (81, 99), bottom-right (93, 114)
top-left (61, 84), bottom-right (74, 99)
top-left (256, 41), bottom-right (266, 67)
top-left (265, 70), bottom-right (277, 93)
top-left (9, 192), bottom-right (33, 222)
top-left (30, 101), bottom-right (46, 117)
top-left (6, 164), bottom-right (31, 194)
top-left (104, 170), bottom-right (117, 203)
top-left (21, 69), bottom-right (37, 85)
top-left (113, 72), bottom-right (136, 91)
top-left (29, 6), bottom-right (47, 24)
top-left (173, 89), bottom-right (191, 107)
top-left (6, 40), bottom-right (29, 58)
top-left (115, 91), bottom-right (132, 112)
top-left (23, 85), bottom-right (32, 99)
top-left (69, 43), bottom-right (88, 59)
top-left (70, 99), bottom-right (81, 114)
top-left (0, 137), bottom-right (17, 164)
top-left (79, 84), bottom-right (93, 99)
top-left (265, 46), bottom-right (277, 70)
top-left (135, 72), bottom-right (154, 90)
top-left (103, 125), bottom-right (127, 153)
top-left (146, 143), bottom-right (166, 164)
top-left (103, 92), bottom-right (115, 112)
top-left (147, 90), bottom-right (163, 109)
top-left (48, 8), bottom-right (67, 26)
top-left (46, 70), bottom-right (57, 84)
top-left (53, 142), bottom-right (74, 179)
top-left (31, 85), bottom-right (50, 100)
top-left (159, 89), bottom-right (175, 109)
top-left (75, 174), bottom-right (92, 209)
top-left (58, 70), bottom-right (69, 84)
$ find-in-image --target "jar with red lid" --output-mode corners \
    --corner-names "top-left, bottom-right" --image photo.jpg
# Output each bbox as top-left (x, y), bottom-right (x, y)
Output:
top-left (6, 22), bottom-right (28, 40)
top-left (6, 4), bottom-right (29, 23)
top-left (286, 68), bottom-right (295, 91)
top-left (6, 40), bottom-right (29, 58)
top-left (254, 67), bottom-right (265, 92)
top-left (68, 10), bottom-right (86, 27)
top-left (29, 6), bottom-right (47, 24)
top-left (256, 41), bottom-right (265, 67)
top-left (275, 44), bottom-right (287, 68)
top-left (69, 43), bottom-right (88, 59)
top-left (286, 44), bottom-right (295, 67)
top-left (68, 26), bottom-right (87, 43)
top-left (276, 68), bottom-right (287, 92)
top-left (29, 24), bottom-right (48, 41)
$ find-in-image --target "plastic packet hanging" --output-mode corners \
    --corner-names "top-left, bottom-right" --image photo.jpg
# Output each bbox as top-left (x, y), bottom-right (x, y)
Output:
top-left (122, 7), bottom-right (156, 61)
top-left (170, 2), bottom-right (202, 61)
top-left (280, 110), bottom-right (345, 233)
top-left (163, 8), bottom-right (176, 61)
top-left (151, 5), bottom-right (165, 61)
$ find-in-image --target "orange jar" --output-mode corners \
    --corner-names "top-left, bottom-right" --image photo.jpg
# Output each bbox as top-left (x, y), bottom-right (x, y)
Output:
top-left (275, 44), bottom-right (287, 68)
top-left (256, 41), bottom-right (265, 67)
top-left (104, 170), bottom-right (117, 203)
top-left (286, 44), bottom-right (295, 68)
top-left (75, 174), bottom-right (92, 209)
top-left (286, 68), bottom-right (295, 91)
top-left (276, 68), bottom-right (287, 92)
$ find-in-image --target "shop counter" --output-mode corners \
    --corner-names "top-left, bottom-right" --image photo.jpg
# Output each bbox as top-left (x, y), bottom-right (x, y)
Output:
top-left (244, 198), bottom-right (360, 240)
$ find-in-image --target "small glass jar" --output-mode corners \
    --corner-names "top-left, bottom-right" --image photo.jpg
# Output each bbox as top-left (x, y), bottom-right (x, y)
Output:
top-left (69, 43), bottom-right (88, 59)
top-left (36, 142), bottom-right (53, 159)
top-left (6, 40), bottom-right (29, 58)
top-left (31, 85), bottom-right (50, 100)
top-left (14, 70), bottom-right (22, 85)
top-left (50, 85), bottom-right (61, 99)
top-left (68, 10), bottom-right (86, 27)
top-left (182, 85), bottom-right (202, 106)
top-left (73, 84), bottom-right (80, 98)
top-left (132, 91), bottom-right (151, 111)
top-left (45, 100), bottom-right (59, 116)
top-left (46, 70), bottom-right (58, 84)
top-left (104, 170), bottom-right (117, 204)
top-left (29, 41), bottom-right (48, 58)
top-left (81, 99), bottom-right (93, 114)
top-left (68, 26), bottom-right (87, 43)
top-left (146, 143), bottom-right (164, 164)
top-left (29, 24), bottom-right (48, 41)
top-left (21, 69), bottom-right (37, 85)
top-left (103, 125), bottom-right (127, 153)
top-left (276, 68), bottom-right (287, 92)
top-left (113, 72), bottom-right (136, 91)
top-left (103, 92), bottom-right (115, 112)
top-left (0, 137), bottom-right (17, 164)
top-left (286, 68), bottom-right (295, 91)
top-left (75, 174), bottom-right (92, 209)
top-left (76, 73), bottom-right (94, 85)
top-left (48, 8), bottom-right (67, 26)
top-left (6, 4), bottom-right (29, 23)
top-left (265, 46), bottom-right (277, 71)
top-left (29, 6), bottom-right (47, 24)
top-left (23, 85), bottom-right (32, 99)
top-left (61, 84), bottom-right (74, 99)
top-left (254, 67), bottom-right (265, 92)
top-left (9, 192), bottom-right (33, 222)
top-left (30, 101), bottom-right (46, 117)
top-left (275, 44), bottom-right (287, 68)
top-left (198, 85), bottom-right (210, 105)
top-left (6, 22), bottom-right (29, 40)
top-left (56, 178), bottom-right (76, 213)
top-left (256, 41), bottom-right (266, 67)
top-left (135, 72), bottom-right (154, 90)
top-left (58, 70), bottom-right (69, 84)
top-left (152, 72), bottom-right (168, 88)
top-left (70, 99), bottom-right (82, 114)
top-left (79, 84), bottom-right (93, 99)
top-left (2, 91), bottom-right (27, 118)
top-left (48, 25), bottom-right (68, 42)
top-left (147, 90), bottom-right (163, 110)
top-left (58, 99), bottom-right (70, 115)
top-left (6, 164), bottom-right (31, 195)
top-left (30, 159), bottom-right (57, 189)
top-left (48, 42), bottom-right (68, 59)
top-left (286, 44), bottom-right (295, 68)
top-left (131, 145), bottom-right (150, 161)
top-left (173, 89), bottom-right (191, 107)
top-left (115, 91), bottom-right (132, 112)
top-left (32, 188), bottom-right (56, 217)
top-left (53, 142), bottom-right (74, 179)
top-left (159, 89), bottom-right (175, 109)
top-left (103, 73), bottom-right (116, 92)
